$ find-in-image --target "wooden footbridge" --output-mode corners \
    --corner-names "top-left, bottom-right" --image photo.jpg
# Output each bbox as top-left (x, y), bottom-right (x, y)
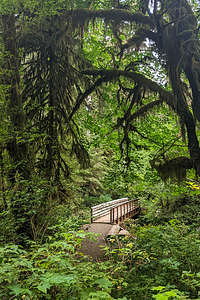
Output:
top-left (91, 197), bottom-right (140, 224)
top-left (81, 198), bottom-right (140, 259)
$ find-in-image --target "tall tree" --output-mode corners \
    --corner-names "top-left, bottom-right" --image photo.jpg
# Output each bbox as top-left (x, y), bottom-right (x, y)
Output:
top-left (1, 14), bottom-right (30, 182)
top-left (68, 0), bottom-right (200, 179)
top-left (0, 0), bottom-right (90, 241)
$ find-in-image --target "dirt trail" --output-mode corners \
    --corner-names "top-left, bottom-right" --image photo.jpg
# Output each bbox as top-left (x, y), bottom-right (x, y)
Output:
top-left (81, 223), bottom-right (120, 260)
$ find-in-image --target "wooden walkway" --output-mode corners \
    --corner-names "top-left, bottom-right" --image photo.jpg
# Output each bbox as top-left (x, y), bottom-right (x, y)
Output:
top-left (91, 198), bottom-right (140, 224)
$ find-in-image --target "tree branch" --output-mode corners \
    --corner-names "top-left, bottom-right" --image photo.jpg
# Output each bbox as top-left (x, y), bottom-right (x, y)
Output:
top-left (82, 69), bottom-right (176, 110)
top-left (68, 8), bottom-right (154, 27)
top-left (68, 76), bottom-right (114, 121)
top-left (128, 99), bottom-right (163, 122)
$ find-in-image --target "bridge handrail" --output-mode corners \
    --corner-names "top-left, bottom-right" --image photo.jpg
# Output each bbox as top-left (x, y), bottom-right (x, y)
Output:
top-left (110, 199), bottom-right (140, 224)
top-left (92, 197), bottom-right (128, 210)
top-left (91, 198), bottom-right (128, 222)
top-left (92, 200), bottom-right (130, 219)
top-left (91, 198), bottom-right (140, 223)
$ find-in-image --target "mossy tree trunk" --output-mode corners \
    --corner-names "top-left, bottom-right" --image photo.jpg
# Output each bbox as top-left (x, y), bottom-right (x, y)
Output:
top-left (1, 15), bottom-right (32, 242)
top-left (1, 15), bottom-right (30, 181)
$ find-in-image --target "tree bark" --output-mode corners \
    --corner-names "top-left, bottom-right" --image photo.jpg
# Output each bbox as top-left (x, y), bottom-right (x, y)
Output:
top-left (1, 15), bottom-right (32, 242)
top-left (1, 15), bottom-right (30, 181)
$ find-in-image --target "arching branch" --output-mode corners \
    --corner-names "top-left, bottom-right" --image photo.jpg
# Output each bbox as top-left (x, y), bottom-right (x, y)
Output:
top-left (121, 29), bottom-right (158, 53)
top-left (68, 76), bottom-right (115, 121)
top-left (128, 99), bottom-right (163, 122)
top-left (69, 69), bottom-right (175, 123)
top-left (82, 69), bottom-right (176, 110)
top-left (68, 9), bottom-right (154, 27)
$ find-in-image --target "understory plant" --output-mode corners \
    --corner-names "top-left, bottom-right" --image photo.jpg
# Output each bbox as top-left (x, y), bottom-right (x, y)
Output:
top-left (0, 230), bottom-right (127, 300)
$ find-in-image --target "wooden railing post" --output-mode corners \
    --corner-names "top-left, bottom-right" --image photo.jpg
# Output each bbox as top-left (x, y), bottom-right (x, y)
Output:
top-left (91, 208), bottom-right (93, 223)
top-left (110, 209), bottom-right (112, 224)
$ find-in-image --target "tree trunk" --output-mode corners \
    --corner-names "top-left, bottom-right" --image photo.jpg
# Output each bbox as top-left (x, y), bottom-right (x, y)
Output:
top-left (161, 7), bottom-right (200, 176)
top-left (46, 45), bottom-right (58, 181)
top-left (168, 61), bottom-right (200, 176)
top-left (1, 15), bottom-right (32, 242)
top-left (1, 15), bottom-right (30, 181)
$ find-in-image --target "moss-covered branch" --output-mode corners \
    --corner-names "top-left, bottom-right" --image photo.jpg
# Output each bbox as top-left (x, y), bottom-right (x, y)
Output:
top-left (82, 69), bottom-right (176, 110)
top-left (68, 8), bottom-right (154, 27)
top-left (69, 75), bottom-right (116, 121)
top-left (128, 99), bottom-right (163, 122)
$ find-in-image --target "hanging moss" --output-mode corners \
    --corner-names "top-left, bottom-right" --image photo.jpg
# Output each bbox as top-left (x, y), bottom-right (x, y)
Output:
top-left (69, 8), bottom-right (154, 27)
top-left (150, 157), bottom-right (193, 182)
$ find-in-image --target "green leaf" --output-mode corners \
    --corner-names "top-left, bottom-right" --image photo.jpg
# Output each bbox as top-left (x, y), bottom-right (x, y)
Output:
top-left (9, 285), bottom-right (32, 296)
top-left (152, 286), bottom-right (166, 291)
top-left (37, 282), bottom-right (51, 294)
top-left (95, 278), bottom-right (113, 289)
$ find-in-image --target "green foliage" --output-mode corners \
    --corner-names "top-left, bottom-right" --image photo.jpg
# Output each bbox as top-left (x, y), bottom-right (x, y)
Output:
top-left (100, 219), bottom-right (200, 300)
top-left (152, 286), bottom-right (187, 299)
top-left (0, 230), bottom-right (127, 300)
top-left (1, 0), bottom-right (200, 299)
top-left (133, 182), bottom-right (200, 228)
top-left (1, 214), bottom-right (200, 299)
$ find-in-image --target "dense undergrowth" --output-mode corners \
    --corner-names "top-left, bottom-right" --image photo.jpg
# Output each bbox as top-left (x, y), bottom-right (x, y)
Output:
top-left (1, 182), bottom-right (200, 299)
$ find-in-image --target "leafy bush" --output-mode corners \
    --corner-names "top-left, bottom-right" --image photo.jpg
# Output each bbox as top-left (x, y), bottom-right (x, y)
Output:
top-left (0, 231), bottom-right (127, 300)
top-left (106, 220), bottom-right (200, 299)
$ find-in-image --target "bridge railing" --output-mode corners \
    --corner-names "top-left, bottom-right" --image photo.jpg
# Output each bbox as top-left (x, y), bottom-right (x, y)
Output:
top-left (91, 198), bottom-right (140, 223)
top-left (91, 197), bottom-right (128, 223)
top-left (110, 199), bottom-right (140, 224)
